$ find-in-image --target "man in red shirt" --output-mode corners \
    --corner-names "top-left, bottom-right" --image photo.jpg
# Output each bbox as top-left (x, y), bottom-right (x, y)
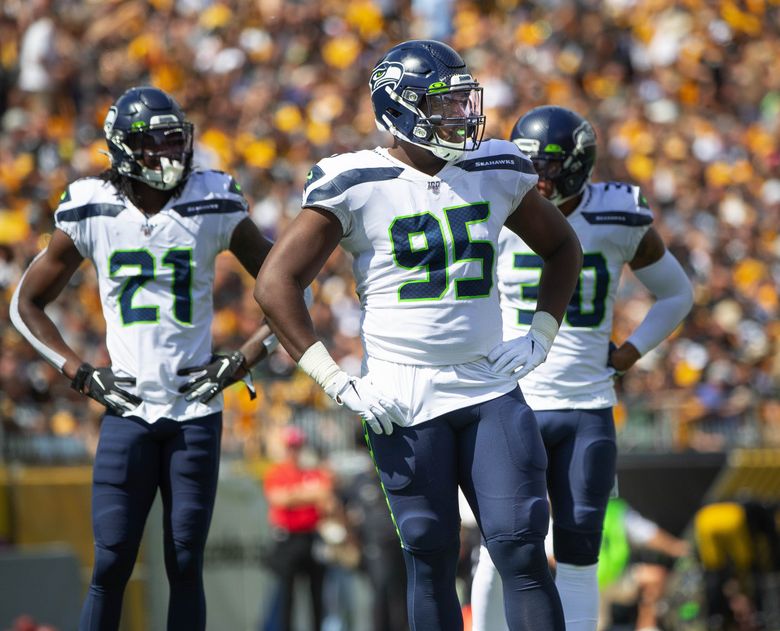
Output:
top-left (263, 427), bottom-right (333, 631)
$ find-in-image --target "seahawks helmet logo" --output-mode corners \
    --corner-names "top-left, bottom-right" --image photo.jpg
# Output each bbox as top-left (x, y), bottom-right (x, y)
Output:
top-left (369, 61), bottom-right (406, 95)
top-left (573, 121), bottom-right (596, 153)
top-left (104, 107), bottom-right (118, 135)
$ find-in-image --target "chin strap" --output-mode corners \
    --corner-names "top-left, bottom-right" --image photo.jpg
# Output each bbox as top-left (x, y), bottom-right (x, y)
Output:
top-left (426, 142), bottom-right (465, 162)
top-left (550, 185), bottom-right (585, 206)
top-left (142, 158), bottom-right (185, 190)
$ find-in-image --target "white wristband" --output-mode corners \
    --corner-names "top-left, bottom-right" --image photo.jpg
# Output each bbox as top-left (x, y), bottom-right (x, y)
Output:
top-left (298, 341), bottom-right (342, 390)
top-left (530, 311), bottom-right (559, 351)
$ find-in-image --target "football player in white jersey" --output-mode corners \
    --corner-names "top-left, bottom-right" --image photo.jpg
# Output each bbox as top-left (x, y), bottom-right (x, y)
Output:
top-left (255, 41), bottom-right (583, 631)
top-left (470, 106), bottom-right (694, 631)
top-left (9, 87), bottom-right (276, 631)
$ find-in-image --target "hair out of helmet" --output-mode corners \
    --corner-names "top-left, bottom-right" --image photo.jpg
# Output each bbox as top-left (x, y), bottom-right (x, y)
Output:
top-left (510, 106), bottom-right (596, 205)
top-left (369, 40), bottom-right (485, 162)
top-left (104, 86), bottom-right (193, 191)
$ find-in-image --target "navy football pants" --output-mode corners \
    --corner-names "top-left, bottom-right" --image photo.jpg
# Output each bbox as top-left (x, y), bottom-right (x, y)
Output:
top-left (79, 412), bottom-right (221, 631)
top-left (536, 408), bottom-right (617, 566)
top-left (366, 388), bottom-right (564, 631)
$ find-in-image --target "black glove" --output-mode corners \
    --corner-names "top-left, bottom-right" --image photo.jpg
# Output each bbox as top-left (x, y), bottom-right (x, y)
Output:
top-left (71, 363), bottom-right (142, 413)
top-left (177, 351), bottom-right (256, 403)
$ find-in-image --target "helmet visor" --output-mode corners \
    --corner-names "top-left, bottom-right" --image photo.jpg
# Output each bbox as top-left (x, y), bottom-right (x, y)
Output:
top-left (423, 87), bottom-right (484, 144)
top-left (126, 123), bottom-right (193, 169)
top-left (531, 157), bottom-right (564, 181)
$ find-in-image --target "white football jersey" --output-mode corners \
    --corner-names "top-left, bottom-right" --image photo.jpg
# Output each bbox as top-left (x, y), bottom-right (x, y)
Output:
top-left (497, 182), bottom-right (653, 410)
top-left (303, 140), bottom-right (539, 424)
top-left (54, 170), bottom-right (248, 422)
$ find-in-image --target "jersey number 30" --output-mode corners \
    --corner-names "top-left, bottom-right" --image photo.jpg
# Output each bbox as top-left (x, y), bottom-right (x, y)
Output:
top-left (390, 202), bottom-right (494, 301)
top-left (514, 252), bottom-right (609, 328)
top-left (110, 248), bottom-right (193, 325)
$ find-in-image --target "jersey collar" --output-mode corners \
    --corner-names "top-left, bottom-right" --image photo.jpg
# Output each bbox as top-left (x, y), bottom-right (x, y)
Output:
top-left (374, 147), bottom-right (454, 182)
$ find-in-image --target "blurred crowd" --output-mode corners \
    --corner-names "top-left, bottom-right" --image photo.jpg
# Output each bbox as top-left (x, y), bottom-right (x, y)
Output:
top-left (0, 0), bottom-right (779, 461)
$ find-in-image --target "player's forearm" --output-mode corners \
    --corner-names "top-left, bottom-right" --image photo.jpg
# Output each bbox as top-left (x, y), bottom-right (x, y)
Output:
top-left (535, 234), bottom-right (583, 323)
top-left (627, 251), bottom-right (693, 355)
top-left (238, 322), bottom-right (274, 368)
top-left (10, 288), bottom-right (83, 379)
top-left (255, 207), bottom-right (341, 362)
top-left (254, 276), bottom-right (318, 362)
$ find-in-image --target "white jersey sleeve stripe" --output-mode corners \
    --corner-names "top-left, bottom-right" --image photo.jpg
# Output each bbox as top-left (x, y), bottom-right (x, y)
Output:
top-left (9, 249), bottom-right (68, 371)
top-left (304, 166), bottom-right (404, 205)
top-left (56, 203), bottom-right (124, 223)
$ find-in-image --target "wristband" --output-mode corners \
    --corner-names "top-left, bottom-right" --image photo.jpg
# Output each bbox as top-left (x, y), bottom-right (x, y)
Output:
top-left (530, 311), bottom-right (559, 351)
top-left (298, 341), bottom-right (342, 390)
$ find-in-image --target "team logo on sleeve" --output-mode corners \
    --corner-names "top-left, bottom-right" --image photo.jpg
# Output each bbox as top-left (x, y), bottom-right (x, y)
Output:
top-left (304, 165), bottom-right (325, 191)
top-left (229, 177), bottom-right (242, 194)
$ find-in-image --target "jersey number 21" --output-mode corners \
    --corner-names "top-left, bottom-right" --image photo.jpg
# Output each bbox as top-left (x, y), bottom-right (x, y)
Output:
top-left (109, 248), bottom-right (193, 325)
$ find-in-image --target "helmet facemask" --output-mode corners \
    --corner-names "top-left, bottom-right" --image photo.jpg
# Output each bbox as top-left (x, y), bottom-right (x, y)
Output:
top-left (124, 124), bottom-right (193, 190)
top-left (104, 104), bottom-right (194, 191)
top-left (523, 150), bottom-right (571, 205)
top-left (413, 84), bottom-right (485, 161)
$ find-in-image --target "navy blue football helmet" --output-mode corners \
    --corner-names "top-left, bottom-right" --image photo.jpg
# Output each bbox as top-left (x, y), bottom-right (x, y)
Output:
top-left (103, 86), bottom-right (193, 190)
top-left (369, 40), bottom-right (485, 161)
top-left (510, 106), bottom-right (597, 205)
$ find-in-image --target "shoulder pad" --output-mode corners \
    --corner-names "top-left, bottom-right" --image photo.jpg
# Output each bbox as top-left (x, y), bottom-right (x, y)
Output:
top-left (187, 169), bottom-right (243, 195)
top-left (303, 151), bottom-right (403, 206)
top-left (454, 139), bottom-right (536, 174)
top-left (55, 178), bottom-right (124, 223)
top-left (581, 182), bottom-right (654, 226)
top-left (200, 169), bottom-right (244, 195)
top-left (169, 170), bottom-right (247, 217)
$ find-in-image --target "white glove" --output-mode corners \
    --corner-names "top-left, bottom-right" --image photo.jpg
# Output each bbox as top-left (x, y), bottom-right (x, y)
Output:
top-left (488, 311), bottom-right (558, 380)
top-left (324, 372), bottom-right (407, 435)
top-left (298, 342), bottom-right (407, 435)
